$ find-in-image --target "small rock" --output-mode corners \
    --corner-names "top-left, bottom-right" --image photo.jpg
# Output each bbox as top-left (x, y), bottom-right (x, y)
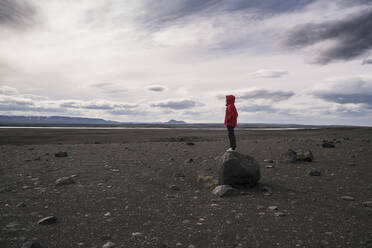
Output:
top-left (54, 151), bottom-right (68, 157)
top-left (322, 140), bottom-right (335, 148)
top-left (16, 202), bottom-right (27, 208)
top-left (102, 241), bottom-right (115, 248)
top-left (132, 232), bottom-right (143, 237)
top-left (174, 173), bottom-right (185, 178)
top-left (104, 212), bottom-right (111, 217)
top-left (268, 206), bottom-right (278, 211)
top-left (362, 201), bottom-right (372, 208)
top-left (186, 142), bottom-right (195, 146)
top-left (55, 176), bottom-right (75, 186)
top-left (184, 158), bottom-right (194, 164)
top-left (260, 185), bottom-right (273, 196)
top-left (212, 185), bottom-right (238, 197)
top-left (309, 170), bottom-right (322, 176)
top-left (182, 219), bottom-right (191, 224)
top-left (340, 196), bottom-right (355, 201)
top-left (263, 159), bottom-right (274, 163)
top-left (21, 241), bottom-right (44, 248)
top-left (347, 163), bottom-right (356, 167)
top-left (169, 185), bottom-right (180, 191)
top-left (274, 211), bottom-right (286, 217)
top-left (266, 165), bottom-right (275, 168)
top-left (38, 216), bottom-right (57, 225)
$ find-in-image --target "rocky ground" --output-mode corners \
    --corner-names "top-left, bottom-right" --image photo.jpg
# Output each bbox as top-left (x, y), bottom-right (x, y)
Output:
top-left (0, 127), bottom-right (372, 248)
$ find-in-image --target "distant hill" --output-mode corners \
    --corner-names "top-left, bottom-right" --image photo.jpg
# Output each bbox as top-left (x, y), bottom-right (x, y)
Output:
top-left (0, 115), bottom-right (119, 125)
top-left (166, 119), bottom-right (187, 124)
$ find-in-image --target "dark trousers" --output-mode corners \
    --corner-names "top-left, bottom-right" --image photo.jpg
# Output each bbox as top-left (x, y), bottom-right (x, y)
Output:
top-left (227, 126), bottom-right (236, 149)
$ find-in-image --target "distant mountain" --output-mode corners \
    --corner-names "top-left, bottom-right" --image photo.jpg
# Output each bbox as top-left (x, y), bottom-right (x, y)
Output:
top-left (166, 119), bottom-right (187, 124)
top-left (0, 115), bottom-right (119, 125)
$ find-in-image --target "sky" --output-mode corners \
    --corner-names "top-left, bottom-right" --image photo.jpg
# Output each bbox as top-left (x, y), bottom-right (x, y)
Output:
top-left (0, 0), bottom-right (372, 125)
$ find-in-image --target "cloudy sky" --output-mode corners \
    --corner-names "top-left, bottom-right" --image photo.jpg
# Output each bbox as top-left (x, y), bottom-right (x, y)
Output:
top-left (1, 0), bottom-right (372, 125)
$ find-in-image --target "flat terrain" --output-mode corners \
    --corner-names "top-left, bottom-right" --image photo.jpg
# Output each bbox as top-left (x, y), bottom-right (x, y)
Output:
top-left (0, 128), bottom-right (372, 248)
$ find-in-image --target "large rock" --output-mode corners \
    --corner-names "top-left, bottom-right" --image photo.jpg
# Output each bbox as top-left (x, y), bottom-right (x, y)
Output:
top-left (217, 151), bottom-right (260, 187)
top-left (281, 149), bottom-right (313, 163)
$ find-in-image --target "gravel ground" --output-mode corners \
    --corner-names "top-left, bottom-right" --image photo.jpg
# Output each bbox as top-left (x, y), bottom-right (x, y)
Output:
top-left (0, 128), bottom-right (372, 248)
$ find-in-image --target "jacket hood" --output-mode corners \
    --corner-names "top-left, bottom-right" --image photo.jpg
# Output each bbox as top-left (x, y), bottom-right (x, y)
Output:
top-left (226, 95), bottom-right (235, 105)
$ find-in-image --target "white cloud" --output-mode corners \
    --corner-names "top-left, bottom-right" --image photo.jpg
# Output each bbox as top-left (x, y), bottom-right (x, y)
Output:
top-left (251, 69), bottom-right (289, 78)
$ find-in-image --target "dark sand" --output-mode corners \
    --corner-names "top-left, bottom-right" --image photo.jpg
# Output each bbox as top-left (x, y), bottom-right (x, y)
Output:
top-left (0, 128), bottom-right (372, 248)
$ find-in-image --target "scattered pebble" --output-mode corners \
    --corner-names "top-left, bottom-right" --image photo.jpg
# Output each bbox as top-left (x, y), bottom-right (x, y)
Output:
top-left (55, 176), bottom-right (75, 186)
top-left (16, 202), bottom-right (27, 208)
top-left (102, 241), bottom-right (115, 248)
top-left (268, 206), bottom-right (278, 211)
top-left (54, 151), bottom-right (68, 157)
top-left (169, 185), bottom-right (180, 191)
top-left (212, 185), bottom-right (238, 197)
top-left (340, 196), bottom-right (355, 201)
top-left (309, 170), bottom-right (322, 176)
top-left (132, 232), bottom-right (143, 237)
top-left (38, 216), bottom-right (57, 225)
top-left (274, 211), bottom-right (286, 217)
top-left (21, 241), bottom-right (44, 248)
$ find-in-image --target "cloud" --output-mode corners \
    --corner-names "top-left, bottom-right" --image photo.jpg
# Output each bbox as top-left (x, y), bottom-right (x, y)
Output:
top-left (282, 8), bottom-right (372, 64)
top-left (252, 69), bottom-right (288, 78)
top-left (312, 75), bottom-right (372, 107)
top-left (238, 89), bottom-right (294, 102)
top-left (362, 58), bottom-right (372, 65)
top-left (0, 0), bottom-right (36, 28)
top-left (151, 99), bottom-right (198, 109)
top-left (0, 86), bottom-right (19, 95)
top-left (89, 82), bottom-right (114, 88)
top-left (139, 0), bottom-right (313, 29)
top-left (240, 104), bottom-right (278, 113)
top-left (60, 100), bottom-right (138, 110)
top-left (146, 85), bottom-right (168, 92)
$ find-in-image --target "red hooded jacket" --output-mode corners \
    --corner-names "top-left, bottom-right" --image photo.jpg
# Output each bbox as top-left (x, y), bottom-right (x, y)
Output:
top-left (224, 95), bottom-right (238, 127)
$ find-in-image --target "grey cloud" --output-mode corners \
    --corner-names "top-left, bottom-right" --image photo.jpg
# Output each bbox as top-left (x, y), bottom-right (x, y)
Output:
top-left (253, 69), bottom-right (288, 78)
top-left (140, 0), bottom-right (313, 29)
top-left (151, 99), bottom-right (197, 109)
top-left (282, 9), bottom-right (372, 64)
top-left (362, 58), bottom-right (372, 65)
top-left (90, 82), bottom-right (113, 88)
top-left (239, 89), bottom-right (294, 101)
top-left (240, 104), bottom-right (278, 113)
top-left (146, 85), bottom-right (167, 92)
top-left (0, 0), bottom-right (36, 28)
top-left (312, 76), bottom-right (372, 108)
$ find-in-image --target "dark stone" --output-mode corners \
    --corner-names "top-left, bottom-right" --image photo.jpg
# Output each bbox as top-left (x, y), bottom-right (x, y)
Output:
top-left (174, 173), bottom-right (186, 178)
top-left (184, 158), bottom-right (194, 164)
top-left (55, 176), bottom-right (75, 186)
top-left (281, 149), bottom-right (313, 163)
top-left (322, 140), bottom-right (335, 148)
top-left (217, 151), bottom-right (260, 187)
top-left (16, 202), bottom-right (27, 208)
top-left (186, 142), bottom-right (195, 146)
top-left (309, 170), bottom-right (322, 176)
top-left (54, 152), bottom-right (68, 157)
top-left (38, 216), bottom-right (57, 225)
top-left (21, 241), bottom-right (44, 248)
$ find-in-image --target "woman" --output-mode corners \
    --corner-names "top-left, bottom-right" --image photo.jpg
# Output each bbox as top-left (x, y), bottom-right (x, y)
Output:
top-left (224, 95), bottom-right (238, 151)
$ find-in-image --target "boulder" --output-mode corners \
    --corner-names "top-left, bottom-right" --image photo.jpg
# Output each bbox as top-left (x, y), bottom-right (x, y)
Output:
top-left (281, 149), bottom-right (313, 163)
top-left (217, 151), bottom-right (260, 187)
